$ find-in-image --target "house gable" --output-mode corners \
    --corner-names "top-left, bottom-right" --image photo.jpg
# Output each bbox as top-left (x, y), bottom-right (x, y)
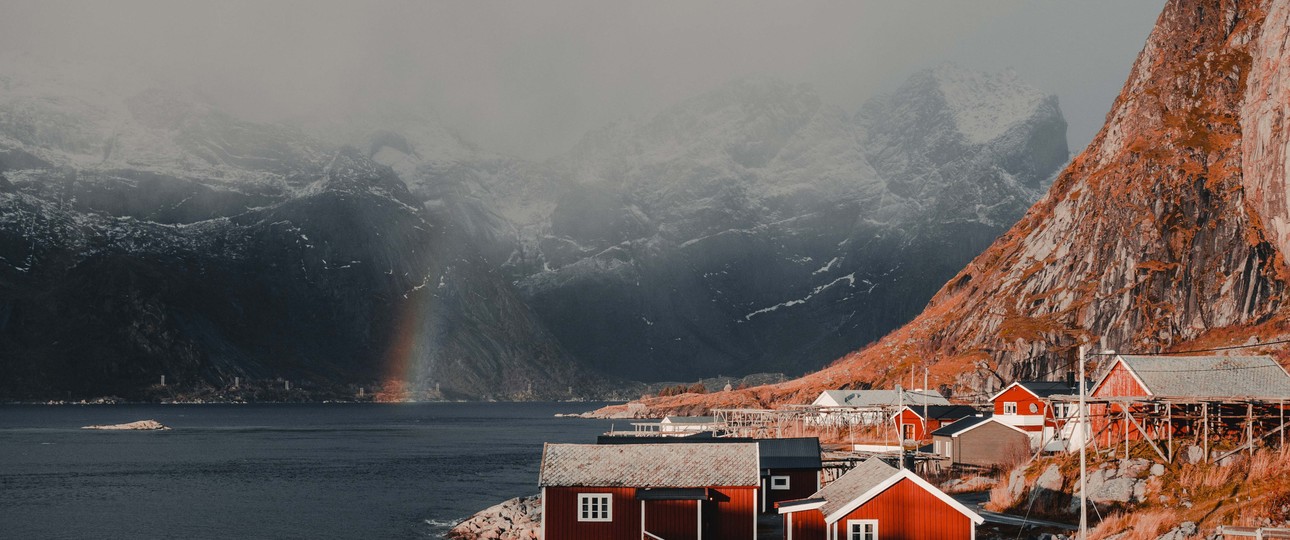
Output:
top-left (823, 470), bottom-right (983, 525)
top-left (1090, 357), bottom-right (1151, 398)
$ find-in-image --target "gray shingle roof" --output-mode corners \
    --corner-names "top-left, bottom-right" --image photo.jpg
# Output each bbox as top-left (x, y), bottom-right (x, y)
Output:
top-left (1112, 355), bottom-right (1290, 399)
top-left (930, 414), bottom-right (992, 437)
top-left (810, 458), bottom-right (899, 518)
top-left (538, 443), bottom-right (760, 488)
top-left (819, 389), bottom-right (950, 407)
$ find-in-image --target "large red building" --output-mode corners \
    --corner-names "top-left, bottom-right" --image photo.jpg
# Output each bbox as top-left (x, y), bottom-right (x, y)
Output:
top-left (539, 442), bottom-right (761, 540)
top-left (777, 458), bottom-right (983, 540)
top-left (597, 435), bottom-right (824, 514)
top-left (1087, 355), bottom-right (1290, 444)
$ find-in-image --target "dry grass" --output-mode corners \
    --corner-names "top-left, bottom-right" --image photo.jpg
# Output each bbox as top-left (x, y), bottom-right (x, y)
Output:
top-left (1090, 509), bottom-right (1175, 540)
top-left (985, 473), bottom-right (1020, 512)
top-left (1087, 446), bottom-right (1290, 539)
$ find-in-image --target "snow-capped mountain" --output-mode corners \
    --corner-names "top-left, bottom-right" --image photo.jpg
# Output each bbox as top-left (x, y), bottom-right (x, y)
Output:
top-left (389, 67), bottom-right (1068, 381)
top-left (0, 60), bottom-right (608, 401)
top-left (629, 0), bottom-right (1290, 415)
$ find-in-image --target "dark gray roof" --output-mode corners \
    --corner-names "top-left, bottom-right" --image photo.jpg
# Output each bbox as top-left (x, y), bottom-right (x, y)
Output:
top-left (908, 405), bottom-right (979, 420)
top-left (810, 458), bottom-right (899, 518)
top-left (539, 443), bottom-right (760, 488)
top-left (1016, 381), bottom-right (1076, 398)
top-left (930, 415), bottom-right (991, 437)
top-left (754, 438), bottom-right (823, 470)
top-left (1112, 355), bottom-right (1290, 398)
top-left (596, 436), bottom-right (821, 470)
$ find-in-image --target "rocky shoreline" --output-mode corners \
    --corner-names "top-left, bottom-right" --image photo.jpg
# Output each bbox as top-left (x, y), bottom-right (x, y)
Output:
top-left (446, 495), bottom-right (540, 540)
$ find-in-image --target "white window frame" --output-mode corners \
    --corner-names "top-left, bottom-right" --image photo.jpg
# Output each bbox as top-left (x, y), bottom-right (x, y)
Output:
top-left (847, 518), bottom-right (879, 540)
top-left (577, 493), bottom-right (612, 522)
top-left (1003, 401), bottom-right (1018, 415)
top-left (770, 475), bottom-right (791, 490)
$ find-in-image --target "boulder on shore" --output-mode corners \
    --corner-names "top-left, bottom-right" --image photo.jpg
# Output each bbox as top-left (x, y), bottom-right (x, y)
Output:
top-left (448, 495), bottom-right (540, 540)
top-left (81, 420), bottom-right (170, 430)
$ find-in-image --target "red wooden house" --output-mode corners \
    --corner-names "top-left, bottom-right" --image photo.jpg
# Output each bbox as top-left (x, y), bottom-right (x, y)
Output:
top-left (539, 442), bottom-right (761, 540)
top-left (893, 405), bottom-right (979, 442)
top-left (988, 380), bottom-right (1075, 447)
top-left (777, 458), bottom-right (983, 540)
top-left (1087, 355), bottom-right (1290, 444)
top-left (596, 435), bottom-right (824, 515)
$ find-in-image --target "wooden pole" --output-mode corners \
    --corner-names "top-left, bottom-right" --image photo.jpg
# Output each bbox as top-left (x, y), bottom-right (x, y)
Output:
top-left (1167, 404), bottom-right (1173, 463)
top-left (1079, 345), bottom-right (1088, 540)
top-left (1204, 403), bottom-right (1210, 463)
top-left (1249, 402), bottom-right (1255, 456)
top-left (1124, 406), bottom-right (1130, 459)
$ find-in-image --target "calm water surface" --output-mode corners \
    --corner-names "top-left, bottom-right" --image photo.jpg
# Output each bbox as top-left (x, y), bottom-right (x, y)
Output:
top-left (0, 402), bottom-right (617, 539)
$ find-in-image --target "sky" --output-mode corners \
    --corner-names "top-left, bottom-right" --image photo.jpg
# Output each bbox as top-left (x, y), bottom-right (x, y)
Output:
top-left (0, 0), bottom-right (1166, 159)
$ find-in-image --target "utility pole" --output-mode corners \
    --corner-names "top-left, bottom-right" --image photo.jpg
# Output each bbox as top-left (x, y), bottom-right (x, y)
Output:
top-left (896, 384), bottom-right (904, 470)
top-left (923, 367), bottom-right (929, 440)
top-left (1079, 345), bottom-right (1087, 540)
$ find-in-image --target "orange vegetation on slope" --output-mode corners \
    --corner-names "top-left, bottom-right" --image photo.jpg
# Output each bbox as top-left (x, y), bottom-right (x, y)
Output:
top-left (598, 0), bottom-right (1290, 417)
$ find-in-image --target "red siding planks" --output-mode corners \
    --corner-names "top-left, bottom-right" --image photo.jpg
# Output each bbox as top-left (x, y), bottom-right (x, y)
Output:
top-left (788, 509), bottom-right (826, 540)
top-left (1091, 361), bottom-right (1149, 398)
top-left (544, 486), bottom-right (757, 540)
top-left (543, 487), bottom-right (638, 540)
top-left (644, 499), bottom-right (698, 540)
top-left (711, 487), bottom-right (757, 540)
top-left (830, 478), bottom-right (972, 540)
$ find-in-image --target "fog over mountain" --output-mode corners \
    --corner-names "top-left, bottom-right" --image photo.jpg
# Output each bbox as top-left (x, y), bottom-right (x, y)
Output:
top-left (1, 1), bottom-right (1162, 158)
top-left (0, 2), bottom-right (1166, 400)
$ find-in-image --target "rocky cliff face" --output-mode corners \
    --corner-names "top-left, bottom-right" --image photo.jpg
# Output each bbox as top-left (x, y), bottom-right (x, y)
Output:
top-left (610, 0), bottom-right (1290, 414)
top-left (0, 65), bottom-right (607, 401)
top-left (393, 68), bottom-right (1068, 382)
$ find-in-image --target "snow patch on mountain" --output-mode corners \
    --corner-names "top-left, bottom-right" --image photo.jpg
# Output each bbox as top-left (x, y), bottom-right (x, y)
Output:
top-left (930, 64), bottom-right (1050, 145)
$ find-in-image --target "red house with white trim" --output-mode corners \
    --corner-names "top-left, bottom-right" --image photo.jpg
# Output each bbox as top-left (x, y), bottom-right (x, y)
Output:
top-left (778, 458), bottom-right (983, 540)
top-left (539, 442), bottom-right (761, 540)
top-left (989, 381), bottom-right (1075, 447)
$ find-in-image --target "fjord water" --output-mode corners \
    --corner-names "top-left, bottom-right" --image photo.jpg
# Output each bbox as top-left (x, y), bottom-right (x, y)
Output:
top-left (0, 403), bottom-right (616, 539)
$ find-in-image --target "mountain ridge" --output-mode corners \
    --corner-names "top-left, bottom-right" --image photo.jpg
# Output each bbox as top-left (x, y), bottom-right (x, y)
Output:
top-left (603, 0), bottom-right (1290, 416)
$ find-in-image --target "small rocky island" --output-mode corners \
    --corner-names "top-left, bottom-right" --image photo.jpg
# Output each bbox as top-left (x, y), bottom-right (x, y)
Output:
top-left (81, 420), bottom-right (170, 431)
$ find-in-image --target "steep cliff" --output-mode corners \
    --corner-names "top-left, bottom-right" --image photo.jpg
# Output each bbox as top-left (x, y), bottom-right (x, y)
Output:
top-left (609, 0), bottom-right (1290, 414)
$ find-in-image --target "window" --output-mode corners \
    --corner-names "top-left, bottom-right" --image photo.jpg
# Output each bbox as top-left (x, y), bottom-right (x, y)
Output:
top-left (848, 519), bottom-right (879, 540)
top-left (1003, 402), bottom-right (1017, 415)
top-left (1029, 402), bottom-right (1040, 414)
top-left (770, 476), bottom-right (790, 490)
top-left (577, 493), bottom-right (612, 522)
top-left (902, 423), bottom-right (915, 440)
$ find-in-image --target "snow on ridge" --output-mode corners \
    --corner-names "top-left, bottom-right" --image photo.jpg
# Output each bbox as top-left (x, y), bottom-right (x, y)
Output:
top-left (743, 272), bottom-right (857, 321)
top-left (930, 65), bottom-right (1048, 145)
